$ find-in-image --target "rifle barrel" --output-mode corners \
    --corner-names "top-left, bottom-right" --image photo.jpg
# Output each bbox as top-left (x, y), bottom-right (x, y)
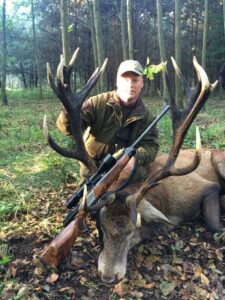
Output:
top-left (132, 104), bottom-right (170, 148)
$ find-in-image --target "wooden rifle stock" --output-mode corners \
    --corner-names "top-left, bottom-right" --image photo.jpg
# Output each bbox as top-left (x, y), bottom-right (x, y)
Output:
top-left (39, 210), bottom-right (87, 269)
top-left (39, 151), bottom-right (134, 268)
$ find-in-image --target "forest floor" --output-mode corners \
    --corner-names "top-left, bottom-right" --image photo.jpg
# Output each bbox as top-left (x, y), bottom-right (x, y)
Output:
top-left (0, 91), bottom-right (225, 300)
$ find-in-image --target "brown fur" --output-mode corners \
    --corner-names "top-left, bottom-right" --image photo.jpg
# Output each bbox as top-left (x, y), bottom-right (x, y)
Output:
top-left (98, 148), bottom-right (225, 283)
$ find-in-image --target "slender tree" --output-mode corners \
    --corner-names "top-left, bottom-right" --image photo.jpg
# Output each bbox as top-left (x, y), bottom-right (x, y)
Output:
top-left (93, 0), bottom-right (106, 91)
top-left (127, 0), bottom-right (133, 59)
top-left (156, 0), bottom-right (169, 102)
top-left (201, 0), bottom-right (209, 70)
top-left (120, 0), bottom-right (128, 60)
top-left (223, 0), bottom-right (225, 36)
top-left (175, 0), bottom-right (182, 108)
top-left (31, 0), bottom-right (42, 98)
top-left (88, 1), bottom-right (98, 69)
top-left (1, 0), bottom-right (8, 105)
top-left (60, 0), bottom-right (70, 65)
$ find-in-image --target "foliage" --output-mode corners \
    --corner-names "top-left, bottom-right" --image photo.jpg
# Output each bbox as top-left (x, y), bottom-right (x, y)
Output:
top-left (143, 59), bottom-right (166, 81)
top-left (0, 255), bottom-right (12, 266)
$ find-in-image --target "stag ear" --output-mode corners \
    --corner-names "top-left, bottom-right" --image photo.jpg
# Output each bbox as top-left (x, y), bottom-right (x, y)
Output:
top-left (139, 200), bottom-right (173, 225)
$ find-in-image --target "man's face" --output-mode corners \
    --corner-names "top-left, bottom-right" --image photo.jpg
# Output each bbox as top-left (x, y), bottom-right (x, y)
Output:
top-left (116, 71), bottom-right (144, 106)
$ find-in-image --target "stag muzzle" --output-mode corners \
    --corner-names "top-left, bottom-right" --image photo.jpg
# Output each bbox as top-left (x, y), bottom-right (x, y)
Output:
top-left (97, 229), bottom-right (134, 283)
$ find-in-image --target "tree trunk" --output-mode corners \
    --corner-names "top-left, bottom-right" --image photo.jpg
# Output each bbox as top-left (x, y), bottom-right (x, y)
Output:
top-left (175, 0), bottom-right (182, 108)
top-left (201, 0), bottom-right (209, 70)
top-left (223, 0), bottom-right (225, 36)
top-left (127, 0), bottom-right (133, 59)
top-left (156, 0), bottom-right (169, 102)
top-left (93, 0), bottom-right (106, 92)
top-left (120, 0), bottom-right (128, 60)
top-left (60, 0), bottom-right (70, 65)
top-left (88, 1), bottom-right (98, 69)
top-left (1, 0), bottom-right (8, 105)
top-left (20, 62), bottom-right (27, 89)
top-left (31, 0), bottom-right (42, 98)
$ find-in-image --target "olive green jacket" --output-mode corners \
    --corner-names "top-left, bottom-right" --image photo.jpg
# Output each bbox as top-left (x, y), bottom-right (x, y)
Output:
top-left (56, 90), bottom-right (159, 169)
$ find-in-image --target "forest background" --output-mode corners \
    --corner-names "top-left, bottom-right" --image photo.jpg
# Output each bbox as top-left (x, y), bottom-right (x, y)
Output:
top-left (1, 0), bottom-right (225, 104)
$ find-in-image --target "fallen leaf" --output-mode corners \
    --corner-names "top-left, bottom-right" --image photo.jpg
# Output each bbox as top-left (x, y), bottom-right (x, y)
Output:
top-left (145, 282), bottom-right (156, 289)
top-left (70, 252), bottom-right (85, 267)
top-left (42, 285), bottom-right (51, 292)
top-left (16, 286), bottom-right (29, 298)
top-left (215, 249), bottom-right (223, 261)
top-left (130, 291), bottom-right (143, 298)
top-left (34, 266), bottom-right (43, 276)
top-left (131, 277), bottom-right (146, 288)
top-left (80, 276), bottom-right (88, 284)
top-left (56, 214), bottom-right (63, 223)
top-left (9, 266), bottom-right (17, 277)
top-left (189, 237), bottom-right (198, 246)
top-left (0, 231), bottom-right (6, 240)
top-left (175, 239), bottom-right (184, 250)
top-left (194, 286), bottom-right (209, 298)
top-left (200, 273), bottom-right (209, 286)
top-left (193, 264), bottom-right (202, 277)
top-left (46, 273), bottom-right (59, 283)
top-left (59, 287), bottom-right (74, 292)
top-left (159, 281), bottom-right (176, 296)
top-left (114, 281), bottom-right (130, 297)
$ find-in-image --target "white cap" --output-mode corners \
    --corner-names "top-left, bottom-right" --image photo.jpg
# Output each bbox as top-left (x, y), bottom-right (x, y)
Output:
top-left (117, 60), bottom-right (143, 76)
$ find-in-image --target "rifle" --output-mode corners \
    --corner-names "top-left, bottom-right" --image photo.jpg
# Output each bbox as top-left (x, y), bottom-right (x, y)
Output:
top-left (39, 104), bottom-right (170, 269)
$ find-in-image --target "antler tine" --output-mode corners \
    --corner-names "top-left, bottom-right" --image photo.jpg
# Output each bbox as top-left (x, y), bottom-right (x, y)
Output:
top-left (170, 57), bottom-right (210, 155)
top-left (68, 47), bottom-right (80, 69)
top-left (47, 62), bottom-right (62, 100)
top-left (44, 49), bottom-right (107, 172)
top-left (43, 115), bottom-right (88, 160)
top-left (78, 58), bottom-right (108, 100)
top-left (171, 56), bottom-right (194, 99)
top-left (133, 57), bottom-right (214, 206)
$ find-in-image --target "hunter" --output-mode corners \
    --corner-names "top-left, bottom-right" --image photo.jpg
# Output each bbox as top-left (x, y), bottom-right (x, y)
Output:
top-left (56, 60), bottom-right (159, 182)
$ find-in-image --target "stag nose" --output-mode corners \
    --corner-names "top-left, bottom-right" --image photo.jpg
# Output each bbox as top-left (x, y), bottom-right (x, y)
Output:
top-left (99, 271), bottom-right (118, 284)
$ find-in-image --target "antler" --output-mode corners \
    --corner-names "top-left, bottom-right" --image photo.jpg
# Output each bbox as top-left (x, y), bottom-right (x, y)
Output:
top-left (43, 48), bottom-right (108, 172)
top-left (131, 56), bottom-right (217, 206)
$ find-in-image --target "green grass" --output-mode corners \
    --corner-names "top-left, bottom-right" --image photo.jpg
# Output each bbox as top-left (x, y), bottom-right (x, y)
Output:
top-left (0, 89), bottom-right (80, 225)
top-left (0, 89), bottom-right (224, 232)
top-left (145, 94), bottom-right (225, 153)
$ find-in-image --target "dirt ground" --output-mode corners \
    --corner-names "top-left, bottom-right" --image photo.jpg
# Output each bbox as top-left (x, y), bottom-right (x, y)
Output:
top-left (1, 214), bottom-right (225, 300)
